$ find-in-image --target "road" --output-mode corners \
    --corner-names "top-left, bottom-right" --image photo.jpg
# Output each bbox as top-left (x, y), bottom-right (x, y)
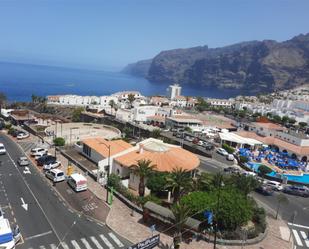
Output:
top-left (0, 133), bottom-right (130, 249)
top-left (252, 190), bottom-right (309, 248)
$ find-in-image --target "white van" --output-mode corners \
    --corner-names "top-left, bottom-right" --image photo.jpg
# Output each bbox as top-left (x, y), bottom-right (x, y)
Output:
top-left (67, 173), bottom-right (87, 192)
top-left (0, 143), bottom-right (6, 155)
top-left (266, 180), bottom-right (283, 191)
top-left (45, 169), bottom-right (66, 183)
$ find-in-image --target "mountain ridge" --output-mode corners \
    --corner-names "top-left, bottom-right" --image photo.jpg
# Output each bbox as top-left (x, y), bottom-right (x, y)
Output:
top-left (123, 33), bottom-right (309, 94)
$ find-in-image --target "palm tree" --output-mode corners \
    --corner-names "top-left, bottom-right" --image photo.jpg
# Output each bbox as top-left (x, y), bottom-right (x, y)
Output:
top-left (171, 202), bottom-right (191, 249)
top-left (108, 99), bottom-right (116, 116)
top-left (193, 172), bottom-right (213, 191)
top-left (166, 167), bottom-right (192, 203)
top-left (130, 159), bottom-right (156, 197)
top-left (276, 193), bottom-right (289, 219)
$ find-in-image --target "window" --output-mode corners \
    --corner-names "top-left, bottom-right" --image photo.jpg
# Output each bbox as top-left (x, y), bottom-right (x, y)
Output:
top-left (83, 144), bottom-right (92, 157)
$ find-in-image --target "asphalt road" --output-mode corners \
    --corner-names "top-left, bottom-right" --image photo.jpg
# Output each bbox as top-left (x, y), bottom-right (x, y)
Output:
top-left (0, 133), bottom-right (130, 249)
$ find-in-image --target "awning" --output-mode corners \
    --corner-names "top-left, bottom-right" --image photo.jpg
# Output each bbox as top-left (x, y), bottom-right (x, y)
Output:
top-left (219, 132), bottom-right (263, 146)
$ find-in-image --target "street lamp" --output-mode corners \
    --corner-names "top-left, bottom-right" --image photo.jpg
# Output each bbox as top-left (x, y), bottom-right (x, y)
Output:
top-left (99, 142), bottom-right (111, 203)
top-left (213, 179), bottom-right (224, 249)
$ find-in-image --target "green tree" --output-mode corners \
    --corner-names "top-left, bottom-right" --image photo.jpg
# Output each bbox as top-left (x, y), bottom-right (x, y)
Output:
top-left (146, 172), bottom-right (167, 194)
top-left (272, 115), bottom-right (282, 124)
top-left (130, 159), bottom-right (156, 197)
top-left (166, 167), bottom-right (192, 203)
top-left (281, 116), bottom-right (289, 124)
top-left (181, 190), bottom-right (253, 231)
top-left (72, 107), bottom-right (84, 122)
top-left (288, 118), bottom-right (296, 125)
top-left (222, 143), bottom-right (235, 154)
top-left (299, 122), bottom-right (308, 129)
top-left (127, 94), bottom-right (135, 108)
top-left (193, 172), bottom-right (214, 192)
top-left (150, 128), bottom-right (161, 138)
top-left (53, 137), bottom-right (65, 146)
top-left (31, 94), bottom-right (38, 103)
top-left (171, 203), bottom-right (191, 249)
top-left (108, 99), bottom-right (116, 115)
top-left (0, 92), bottom-right (7, 112)
top-left (276, 193), bottom-right (289, 219)
top-left (258, 165), bottom-right (272, 178)
top-left (231, 174), bottom-right (259, 197)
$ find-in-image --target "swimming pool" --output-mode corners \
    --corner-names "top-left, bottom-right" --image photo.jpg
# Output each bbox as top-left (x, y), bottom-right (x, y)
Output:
top-left (246, 162), bottom-right (309, 184)
top-left (268, 172), bottom-right (309, 184)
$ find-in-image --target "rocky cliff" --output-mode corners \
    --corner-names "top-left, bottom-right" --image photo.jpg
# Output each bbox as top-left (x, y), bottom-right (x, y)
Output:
top-left (124, 33), bottom-right (309, 94)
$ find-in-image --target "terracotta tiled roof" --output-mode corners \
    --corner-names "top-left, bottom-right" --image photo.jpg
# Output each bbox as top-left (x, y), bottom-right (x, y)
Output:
top-left (82, 137), bottom-right (133, 157)
top-left (147, 115), bottom-right (166, 121)
top-left (114, 139), bottom-right (200, 172)
top-left (252, 122), bottom-right (286, 131)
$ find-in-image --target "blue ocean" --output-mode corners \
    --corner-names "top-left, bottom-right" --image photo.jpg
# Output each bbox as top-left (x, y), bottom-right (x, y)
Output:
top-left (0, 62), bottom-right (242, 102)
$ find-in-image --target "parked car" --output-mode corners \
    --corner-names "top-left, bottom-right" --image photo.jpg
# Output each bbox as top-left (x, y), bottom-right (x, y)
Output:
top-left (17, 157), bottom-right (29, 166)
top-left (226, 154), bottom-right (235, 161)
top-left (45, 169), bottom-right (66, 183)
top-left (197, 140), bottom-right (204, 146)
top-left (176, 133), bottom-right (184, 138)
top-left (43, 161), bottom-right (61, 171)
top-left (266, 180), bottom-right (283, 191)
top-left (255, 184), bottom-right (274, 196)
top-left (242, 171), bottom-right (257, 177)
top-left (185, 136), bottom-right (194, 142)
top-left (0, 143), bottom-right (6, 155)
top-left (216, 148), bottom-right (228, 156)
top-left (224, 166), bottom-right (240, 174)
top-left (9, 129), bottom-right (23, 137)
top-left (37, 155), bottom-right (56, 166)
top-left (31, 148), bottom-right (48, 157)
top-left (17, 132), bottom-right (30, 140)
top-left (283, 185), bottom-right (309, 197)
top-left (203, 142), bottom-right (214, 150)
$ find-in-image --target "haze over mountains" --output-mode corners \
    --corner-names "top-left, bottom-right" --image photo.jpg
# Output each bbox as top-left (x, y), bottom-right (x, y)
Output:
top-left (123, 33), bottom-right (309, 94)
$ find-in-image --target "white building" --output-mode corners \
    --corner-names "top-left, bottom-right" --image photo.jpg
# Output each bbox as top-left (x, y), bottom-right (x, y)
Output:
top-left (132, 106), bottom-right (159, 123)
top-left (169, 84), bottom-right (182, 100)
top-left (207, 98), bottom-right (234, 108)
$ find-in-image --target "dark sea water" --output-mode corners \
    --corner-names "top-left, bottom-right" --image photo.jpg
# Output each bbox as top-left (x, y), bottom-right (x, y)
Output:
top-left (0, 62), bottom-right (243, 102)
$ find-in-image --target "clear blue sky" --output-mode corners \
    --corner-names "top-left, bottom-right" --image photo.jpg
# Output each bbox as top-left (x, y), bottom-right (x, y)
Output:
top-left (0, 0), bottom-right (308, 71)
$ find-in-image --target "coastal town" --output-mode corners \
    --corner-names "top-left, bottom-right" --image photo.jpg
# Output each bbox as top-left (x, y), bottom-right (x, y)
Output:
top-left (1, 1), bottom-right (309, 249)
top-left (0, 84), bottom-right (309, 249)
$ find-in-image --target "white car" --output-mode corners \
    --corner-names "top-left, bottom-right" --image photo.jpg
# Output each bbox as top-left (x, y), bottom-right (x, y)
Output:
top-left (266, 181), bottom-right (283, 191)
top-left (226, 154), bottom-right (235, 161)
top-left (31, 148), bottom-right (48, 157)
top-left (17, 132), bottom-right (30, 140)
top-left (45, 169), bottom-right (66, 182)
top-left (0, 143), bottom-right (6, 155)
top-left (43, 161), bottom-right (61, 171)
top-left (216, 148), bottom-right (228, 156)
top-left (243, 171), bottom-right (257, 177)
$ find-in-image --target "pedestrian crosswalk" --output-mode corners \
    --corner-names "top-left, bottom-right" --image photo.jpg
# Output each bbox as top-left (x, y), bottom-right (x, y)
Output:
top-left (26, 233), bottom-right (125, 249)
top-left (290, 227), bottom-right (309, 248)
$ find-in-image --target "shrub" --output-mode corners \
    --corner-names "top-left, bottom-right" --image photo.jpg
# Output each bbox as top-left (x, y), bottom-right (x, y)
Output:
top-left (146, 172), bottom-right (167, 193)
top-left (239, 155), bottom-right (249, 164)
top-left (222, 143), bottom-right (235, 154)
top-left (53, 137), bottom-right (65, 146)
top-left (258, 165), bottom-right (272, 177)
top-left (181, 189), bottom-right (253, 231)
top-left (137, 195), bottom-right (162, 206)
top-left (5, 123), bottom-right (12, 130)
top-left (107, 173), bottom-right (121, 188)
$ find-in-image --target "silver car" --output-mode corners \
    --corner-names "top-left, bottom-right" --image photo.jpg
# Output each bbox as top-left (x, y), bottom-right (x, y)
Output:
top-left (18, 157), bottom-right (29, 166)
